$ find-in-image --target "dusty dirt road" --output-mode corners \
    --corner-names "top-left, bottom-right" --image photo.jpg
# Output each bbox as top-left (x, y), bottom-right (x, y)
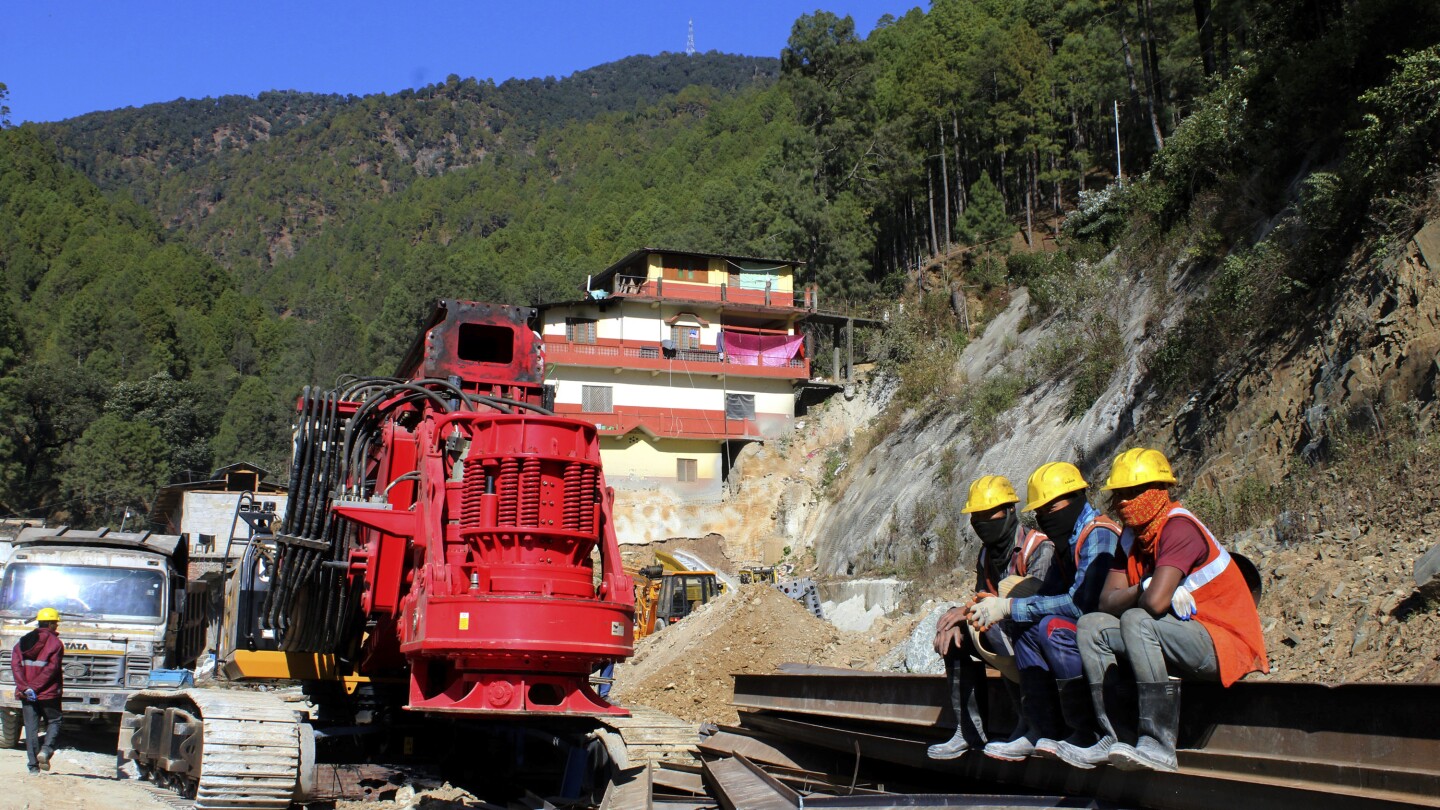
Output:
top-left (1, 723), bottom-right (169, 809)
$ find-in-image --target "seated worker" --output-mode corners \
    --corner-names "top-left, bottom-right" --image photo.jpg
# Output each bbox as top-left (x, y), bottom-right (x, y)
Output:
top-left (969, 462), bottom-right (1120, 762)
top-left (1070, 448), bottom-right (1268, 772)
top-left (928, 475), bottom-right (1054, 759)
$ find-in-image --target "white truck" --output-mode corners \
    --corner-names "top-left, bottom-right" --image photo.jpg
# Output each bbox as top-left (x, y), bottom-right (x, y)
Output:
top-left (0, 527), bottom-right (207, 746)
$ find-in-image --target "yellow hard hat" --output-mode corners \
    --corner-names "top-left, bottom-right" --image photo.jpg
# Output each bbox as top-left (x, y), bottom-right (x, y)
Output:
top-left (1102, 448), bottom-right (1178, 491)
top-left (35, 607), bottom-right (60, 623)
top-left (961, 475), bottom-right (1020, 514)
top-left (1023, 462), bottom-right (1089, 512)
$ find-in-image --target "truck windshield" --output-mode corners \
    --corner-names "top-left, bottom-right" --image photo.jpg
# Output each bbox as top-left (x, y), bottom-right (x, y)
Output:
top-left (0, 563), bottom-right (165, 623)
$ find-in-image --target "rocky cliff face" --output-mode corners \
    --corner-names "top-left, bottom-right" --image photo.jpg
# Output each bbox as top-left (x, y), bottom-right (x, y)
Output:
top-left (1164, 218), bottom-right (1440, 493)
top-left (808, 211), bottom-right (1439, 582)
top-left (794, 208), bottom-right (1440, 681)
top-left (810, 263), bottom-right (1163, 576)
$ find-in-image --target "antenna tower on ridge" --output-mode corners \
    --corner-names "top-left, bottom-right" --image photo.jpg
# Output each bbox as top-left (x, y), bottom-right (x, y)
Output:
top-left (686, 19), bottom-right (696, 56)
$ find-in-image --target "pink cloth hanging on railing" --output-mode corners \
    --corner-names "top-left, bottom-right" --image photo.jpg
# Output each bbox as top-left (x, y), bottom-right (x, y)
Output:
top-left (722, 331), bottom-right (804, 367)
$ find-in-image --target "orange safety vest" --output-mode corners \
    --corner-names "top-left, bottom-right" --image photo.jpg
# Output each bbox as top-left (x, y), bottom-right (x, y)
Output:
top-left (1073, 515), bottom-right (1122, 570)
top-left (980, 528), bottom-right (1049, 593)
top-left (1120, 506), bottom-right (1269, 686)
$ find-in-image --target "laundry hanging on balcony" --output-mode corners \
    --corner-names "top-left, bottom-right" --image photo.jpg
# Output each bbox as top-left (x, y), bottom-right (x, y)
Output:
top-left (721, 331), bottom-right (803, 366)
top-left (732, 260), bottom-right (783, 290)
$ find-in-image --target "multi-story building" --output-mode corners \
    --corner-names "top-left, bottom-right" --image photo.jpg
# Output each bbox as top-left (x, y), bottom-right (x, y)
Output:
top-left (537, 248), bottom-right (817, 499)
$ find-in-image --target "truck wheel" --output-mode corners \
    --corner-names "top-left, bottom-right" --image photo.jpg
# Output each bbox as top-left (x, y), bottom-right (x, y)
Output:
top-left (0, 707), bottom-right (20, 749)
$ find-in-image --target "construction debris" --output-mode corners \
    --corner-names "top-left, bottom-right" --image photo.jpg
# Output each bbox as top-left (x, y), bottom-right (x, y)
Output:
top-left (610, 585), bottom-right (910, 725)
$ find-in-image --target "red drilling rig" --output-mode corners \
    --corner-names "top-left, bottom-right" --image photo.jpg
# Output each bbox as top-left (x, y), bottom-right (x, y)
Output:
top-left (120, 301), bottom-right (637, 808)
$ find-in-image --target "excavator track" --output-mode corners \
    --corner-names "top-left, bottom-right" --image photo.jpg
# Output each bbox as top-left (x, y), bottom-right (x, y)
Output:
top-left (597, 705), bottom-right (700, 768)
top-left (120, 688), bottom-right (309, 810)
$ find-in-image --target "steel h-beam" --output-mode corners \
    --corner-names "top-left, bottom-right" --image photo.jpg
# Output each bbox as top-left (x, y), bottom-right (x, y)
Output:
top-left (732, 672), bottom-right (1440, 810)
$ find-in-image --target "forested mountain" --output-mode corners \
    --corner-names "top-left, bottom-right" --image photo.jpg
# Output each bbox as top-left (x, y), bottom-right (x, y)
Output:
top-left (4, 0), bottom-right (1439, 527)
top-left (0, 127), bottom-right (294, 521)
top-left (39, 53), bottom-right (779, 275)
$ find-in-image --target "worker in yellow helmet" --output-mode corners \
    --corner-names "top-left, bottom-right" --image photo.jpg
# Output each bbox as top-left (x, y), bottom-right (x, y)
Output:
top-left (968, 462), bottom-right (1121, 763)
top-left (1068, 448), bottom-right (1268, 772)
top-left (11, 607), bottom-right (65, 774)
top-left (927, 475), bottom-right (1055, 760)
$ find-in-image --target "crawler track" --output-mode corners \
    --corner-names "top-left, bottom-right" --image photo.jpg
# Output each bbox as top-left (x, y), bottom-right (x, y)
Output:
top-left (120, 689), bottom-right (306, 810)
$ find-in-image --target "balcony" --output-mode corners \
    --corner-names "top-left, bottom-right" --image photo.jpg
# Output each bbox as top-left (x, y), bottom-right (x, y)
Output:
top-left (553, 403), bottom-right (767, 441)
top-left (612, 276), bottom-right (814, 310)
top-left (543, 340), bottom-right (809, 379)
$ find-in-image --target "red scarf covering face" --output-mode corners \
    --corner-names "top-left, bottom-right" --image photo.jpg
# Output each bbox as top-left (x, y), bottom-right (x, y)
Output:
top-left (1117, 487), bottom-right (1177, 554)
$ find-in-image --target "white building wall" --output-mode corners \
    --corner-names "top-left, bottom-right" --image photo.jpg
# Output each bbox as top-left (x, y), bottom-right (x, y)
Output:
top-left (180, 492), bottom-right (288, 544)
top-left (544, 302), bottom-right (788, 351)
top-left (550, 369), bottom-right (795, 416)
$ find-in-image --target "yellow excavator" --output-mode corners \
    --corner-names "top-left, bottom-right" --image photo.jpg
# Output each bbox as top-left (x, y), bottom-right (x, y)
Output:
top-left (738, 565), bottom-right (778, 584)
top-left (631, 551), bottom-right (725, 639)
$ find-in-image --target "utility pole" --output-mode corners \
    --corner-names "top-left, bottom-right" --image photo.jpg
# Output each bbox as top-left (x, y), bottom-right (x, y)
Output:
top-left (1114, 100), bottom-right (1124, 187)
top-left (686, 20), bottom-right (696, 56)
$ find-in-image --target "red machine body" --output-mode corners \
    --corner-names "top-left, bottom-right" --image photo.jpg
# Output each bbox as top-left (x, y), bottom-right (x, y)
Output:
top-left (310, 300), bottom-right (633, 716)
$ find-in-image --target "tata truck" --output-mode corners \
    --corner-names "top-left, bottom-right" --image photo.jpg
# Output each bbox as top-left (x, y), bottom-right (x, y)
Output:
top-left (0, 527), bottom-right (206, 747)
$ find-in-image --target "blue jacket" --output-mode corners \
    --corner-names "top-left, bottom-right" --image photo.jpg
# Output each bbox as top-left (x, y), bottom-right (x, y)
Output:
top-left (1010, 503), bottom-right (1118, 623)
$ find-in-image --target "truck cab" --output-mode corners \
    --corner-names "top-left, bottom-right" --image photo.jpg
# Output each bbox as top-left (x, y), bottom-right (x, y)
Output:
top-left (0, 528), bottom-right (205, 734)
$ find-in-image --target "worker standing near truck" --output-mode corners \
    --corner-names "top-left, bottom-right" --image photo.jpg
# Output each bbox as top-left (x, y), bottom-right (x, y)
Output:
top-left (12, 607), bottom-right (64, 775)
top-left (968, 462), bottom-right (1120, 762)
top-left (928, 475), bottom-right (1055, 760)
top-left (1069, 448), bottom-right (1268, 772)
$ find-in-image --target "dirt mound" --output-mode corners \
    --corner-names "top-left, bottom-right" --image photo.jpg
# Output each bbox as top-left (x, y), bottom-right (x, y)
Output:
top-left (620, 534), bottom-right (738, 576)
top-left (611, 584), bottom-right (885, 724)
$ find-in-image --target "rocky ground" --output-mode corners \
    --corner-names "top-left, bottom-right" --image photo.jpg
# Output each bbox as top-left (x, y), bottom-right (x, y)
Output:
top-left (1232, 428), bottom-right (1440, 683)
top-left (0, 723), bottom-right (168, 810)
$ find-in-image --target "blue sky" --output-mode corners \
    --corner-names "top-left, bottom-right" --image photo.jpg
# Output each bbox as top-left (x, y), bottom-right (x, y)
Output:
top-left (1, 1), bottom-right (918, 123)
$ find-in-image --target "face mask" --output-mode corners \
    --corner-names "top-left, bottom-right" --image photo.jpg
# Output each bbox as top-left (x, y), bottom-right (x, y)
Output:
top-left (971, 507), bottom-right (1019, 551)
top-left (1035, 497), bottom-right (1086, 545)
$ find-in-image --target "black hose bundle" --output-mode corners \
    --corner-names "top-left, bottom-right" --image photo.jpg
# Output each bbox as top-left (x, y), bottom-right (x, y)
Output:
top-left (261, 378), bottom-right (546, 652)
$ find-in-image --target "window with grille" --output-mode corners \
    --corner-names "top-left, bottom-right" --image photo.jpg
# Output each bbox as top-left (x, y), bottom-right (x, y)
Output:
top-left (662, 254), bottom-right (709, 281)
top-left (670, 324), bottom-right (702, 350)
top-left (581, 385), bottom-right (612, 413)
top-left (725, 393), bottom-right (756, 421)
top-left (565, 317), bottom-right (597, 344)
top-left (677, 458), bottom-right (698, 482)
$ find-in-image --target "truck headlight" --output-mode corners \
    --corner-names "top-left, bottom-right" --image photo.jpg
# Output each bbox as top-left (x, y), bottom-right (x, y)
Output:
top-left (127, 673), bottom-right (149, 687)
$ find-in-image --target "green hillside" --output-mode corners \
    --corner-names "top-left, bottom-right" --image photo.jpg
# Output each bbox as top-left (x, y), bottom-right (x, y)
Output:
top-left (0, 127), bottom-right (294, 521)
top-left (40, 53), bottom-right (780, 275)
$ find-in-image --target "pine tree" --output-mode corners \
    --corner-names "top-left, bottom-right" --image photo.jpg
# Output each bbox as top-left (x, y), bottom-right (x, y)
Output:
top-left (212, 377), bottom-right (294, 475)
top-left (58, 415), bottom-right (171, 524)
top-left (959, 173), bottom-right (1013, 249)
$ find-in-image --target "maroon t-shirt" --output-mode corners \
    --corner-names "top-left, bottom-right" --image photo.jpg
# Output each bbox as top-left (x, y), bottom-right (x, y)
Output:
top-left (1111, 515), bottom-right (1210, 578)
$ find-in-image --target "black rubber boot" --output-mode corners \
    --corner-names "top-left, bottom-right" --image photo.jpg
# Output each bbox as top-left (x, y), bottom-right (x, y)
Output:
top-left (1110, 681), bottom-right (1180, 772)
top-left (928, 654), bottom-right (988, 759)
top-left (984, 670), bottom-right (1060, 762)
top-left (1054, 683), bottom-right (1121, 769)
top-left (1035, 676), bottom-right (1099, 763)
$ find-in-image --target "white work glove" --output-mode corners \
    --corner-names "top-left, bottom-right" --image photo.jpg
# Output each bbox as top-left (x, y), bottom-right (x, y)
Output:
top-left (1143, 577), bottom-right (1197, 621)
top-left (969, 596), bottom-right (1012, 629)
